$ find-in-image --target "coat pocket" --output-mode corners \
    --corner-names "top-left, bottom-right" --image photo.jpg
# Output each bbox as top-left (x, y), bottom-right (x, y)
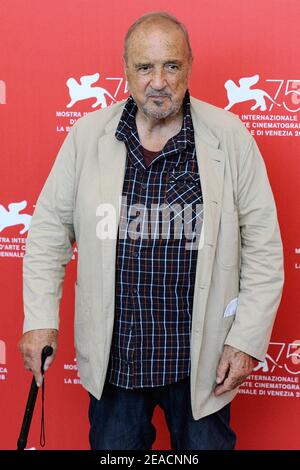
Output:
top-left (216, 210), bottom-right (240, 269)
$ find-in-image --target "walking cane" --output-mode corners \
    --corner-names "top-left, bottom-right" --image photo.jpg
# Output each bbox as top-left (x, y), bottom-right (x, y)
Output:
top-left (17, 345), bottom-right (53, 450)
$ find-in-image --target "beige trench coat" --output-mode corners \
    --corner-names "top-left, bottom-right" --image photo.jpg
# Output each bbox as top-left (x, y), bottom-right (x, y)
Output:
top-left (23, 96), bottom-right (284, 419)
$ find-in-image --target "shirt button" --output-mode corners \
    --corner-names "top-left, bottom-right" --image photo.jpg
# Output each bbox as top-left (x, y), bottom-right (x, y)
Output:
top-left (141, 183), bottom-right (147, 189)
top-left (133, 252), bottom-right (139, 258)
top-left (132, 288), bottom-right (138, 294)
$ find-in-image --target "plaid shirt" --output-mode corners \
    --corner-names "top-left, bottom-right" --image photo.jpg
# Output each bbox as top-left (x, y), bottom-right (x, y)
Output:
top-left (107, 90), bottom-right (203, 388)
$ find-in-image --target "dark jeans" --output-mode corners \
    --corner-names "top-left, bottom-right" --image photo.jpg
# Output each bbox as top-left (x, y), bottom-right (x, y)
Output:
top-left (88, 376), bottom-right (236, 450)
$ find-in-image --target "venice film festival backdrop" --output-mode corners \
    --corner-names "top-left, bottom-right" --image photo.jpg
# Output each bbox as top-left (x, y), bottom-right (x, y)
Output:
top-left (0, 0), bottom-right (299, 450)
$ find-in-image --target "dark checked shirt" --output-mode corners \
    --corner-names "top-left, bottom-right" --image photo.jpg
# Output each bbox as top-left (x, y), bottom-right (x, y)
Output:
top-left (107, 90), bottom-right (203, 388)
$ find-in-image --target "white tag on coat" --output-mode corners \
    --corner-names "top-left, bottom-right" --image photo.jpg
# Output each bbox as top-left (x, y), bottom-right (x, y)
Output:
top-left (224, 297), bottom-right (238, 317)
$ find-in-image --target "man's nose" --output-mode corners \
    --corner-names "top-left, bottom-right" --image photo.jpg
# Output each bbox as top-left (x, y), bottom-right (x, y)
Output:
top-left (150, 69), bottom-right (167, 90)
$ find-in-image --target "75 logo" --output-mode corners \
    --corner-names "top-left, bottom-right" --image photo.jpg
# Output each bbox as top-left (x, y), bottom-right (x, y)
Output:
top-left (224, 75), bottom-right (300, 112)
top-left (267, 79), bottom-right (300, 112)
top-left (254, 341), bottom-right (300, 375)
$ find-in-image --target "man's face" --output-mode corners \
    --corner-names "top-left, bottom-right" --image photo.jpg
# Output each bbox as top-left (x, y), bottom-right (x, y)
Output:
top-left (124, 22), bottom-right (192, 120)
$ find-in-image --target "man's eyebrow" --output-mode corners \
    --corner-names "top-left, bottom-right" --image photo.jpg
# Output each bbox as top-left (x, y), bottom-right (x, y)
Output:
top-left (133, 60), bottom-right (183, 69)
top-left (134, 62), bottom-right (152, 69)
top-left (164, 60), bottom-right (182, 65)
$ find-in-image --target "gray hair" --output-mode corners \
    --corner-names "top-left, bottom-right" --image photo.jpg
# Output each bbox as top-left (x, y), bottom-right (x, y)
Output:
top-left (123, 11), bottom-right (193, 63)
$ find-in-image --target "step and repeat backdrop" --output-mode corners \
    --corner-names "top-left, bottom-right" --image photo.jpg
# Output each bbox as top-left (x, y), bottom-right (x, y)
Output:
top-left (0, 0), bottom-right (299, 450)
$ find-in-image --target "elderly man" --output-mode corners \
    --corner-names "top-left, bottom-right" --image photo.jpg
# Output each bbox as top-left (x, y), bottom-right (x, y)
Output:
top-left (19, 12), bottom-right (284, 450)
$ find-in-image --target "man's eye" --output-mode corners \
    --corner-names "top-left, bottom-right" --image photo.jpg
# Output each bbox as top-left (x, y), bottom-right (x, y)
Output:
top-left (166, 64), bottom-right (179, 71)
top-left (138, 66), bottom-right (150, 72)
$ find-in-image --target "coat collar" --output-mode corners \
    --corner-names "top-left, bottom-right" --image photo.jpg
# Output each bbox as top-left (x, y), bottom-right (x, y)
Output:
top-left (104, 96), bottom-right (220, 149)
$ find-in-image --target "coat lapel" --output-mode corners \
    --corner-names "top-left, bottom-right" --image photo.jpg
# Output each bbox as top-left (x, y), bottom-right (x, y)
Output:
top-left (97, 113), bottom-right (126, 314)
top-left (190, 100), bottom-right (225, 284)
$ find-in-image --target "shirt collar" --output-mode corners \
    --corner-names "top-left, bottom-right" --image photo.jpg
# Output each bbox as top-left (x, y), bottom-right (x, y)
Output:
top-left (115, 89), bottom-right (194, 151)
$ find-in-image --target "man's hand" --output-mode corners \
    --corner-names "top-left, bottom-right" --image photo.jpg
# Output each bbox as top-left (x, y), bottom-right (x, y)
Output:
top-left (18, 329), bottom-right (58, 387)
top-left (214, 345), bottom-right (255, 396)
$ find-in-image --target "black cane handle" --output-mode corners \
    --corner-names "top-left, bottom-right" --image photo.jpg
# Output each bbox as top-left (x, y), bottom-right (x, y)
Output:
top-left (41, 345), bottom-right (54, 375)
